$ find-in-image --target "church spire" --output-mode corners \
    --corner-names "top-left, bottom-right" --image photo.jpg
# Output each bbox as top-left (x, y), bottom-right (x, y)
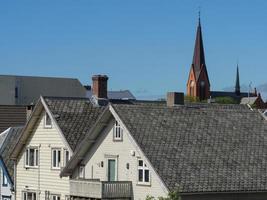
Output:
top-left (235, 65), bottom-right (240, 95)
top-left (187, 15), bottom-right (210, 100)
top-left (192, 15), bottom-right (206, 79)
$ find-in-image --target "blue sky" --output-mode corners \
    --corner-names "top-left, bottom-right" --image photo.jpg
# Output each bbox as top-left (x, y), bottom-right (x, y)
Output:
top-left (0, 1), bottom-right (267, 99)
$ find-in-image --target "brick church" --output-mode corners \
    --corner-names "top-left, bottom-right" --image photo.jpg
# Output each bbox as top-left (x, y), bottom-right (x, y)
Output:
top-left (186, 17), bottom-right (260, 102)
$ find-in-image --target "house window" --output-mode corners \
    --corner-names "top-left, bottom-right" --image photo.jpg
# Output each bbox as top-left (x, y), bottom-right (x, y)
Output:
top-left (79, 165), bottom-right (85, 178)
top-left (44, 112), bottom-right (52, 128)
top-left (138, 159), bottom-right (150, 184)
top-left (52, 149), bottom-right (61, 169)
top-left (113, 121), bottom-right (123, 141)
top-left (22, 192), bottom-right (37, 200)
top-left (190, 80), bottom-right (195, 96)
top-left (2, 171), bottom-right (7, 186)
top-left (51, 194), bottom-right (60, 200)
top-left (25, 147), bottom-right (39, 168)
top-left (64, 149), bottom-right (70, 166)
top-left (2, 196), bottom-right (11, 200)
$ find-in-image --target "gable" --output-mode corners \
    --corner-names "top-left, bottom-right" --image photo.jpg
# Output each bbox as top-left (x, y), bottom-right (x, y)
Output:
top-left (111, 103), bottom-right (267, 193)
top-left (65, 106), bottom-right (169, 199)
top-left (10, 97), bottom-right (72, 159)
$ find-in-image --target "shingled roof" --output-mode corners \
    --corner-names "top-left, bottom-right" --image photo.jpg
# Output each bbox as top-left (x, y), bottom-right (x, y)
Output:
top-left (0, 127), bottom-right (23, 182)
top-left (44, 97), bottom-right (107, 151)
top-left (112, 103), bottom-right (267, 193)
top-left (0, 105), bottom-right (27, 133)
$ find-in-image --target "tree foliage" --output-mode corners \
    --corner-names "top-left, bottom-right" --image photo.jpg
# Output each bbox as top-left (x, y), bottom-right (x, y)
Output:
top-left (214, 96), bottom-right (238, 104)
top-left (145, 187), bottom-right (181, 200)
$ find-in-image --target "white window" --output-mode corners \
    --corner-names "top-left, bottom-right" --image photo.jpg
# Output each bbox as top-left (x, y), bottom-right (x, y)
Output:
top-left (51, 194), bottom-right (60, 200)
top-left (113, 120), bottom-right (123, 141)
top-left (79, 165), bottom-right (85, 178)
top-left (25, 147), bottom-right (39, 168)
top-left (44, 112), bottom-right (52, 128)
top-left (2, 171), bottom-right (8, 186)
top-left (64, 149), bottom-right (70, 166)
top-left (138, 159), bottom-right (150, 184)
top-left (2, 196), bottom-right (11, 200)
top-left (22, 192), bottom-right (37, 200)
top-left (52, 149), bottom-right (61, 169)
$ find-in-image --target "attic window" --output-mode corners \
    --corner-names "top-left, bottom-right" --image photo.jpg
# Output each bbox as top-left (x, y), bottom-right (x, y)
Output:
top-left (138, 159), bottom-right (150, 185)
top-left (44, 112), bottom-right (52, 128)
top-left (113, 120), bottom-right (123, 141)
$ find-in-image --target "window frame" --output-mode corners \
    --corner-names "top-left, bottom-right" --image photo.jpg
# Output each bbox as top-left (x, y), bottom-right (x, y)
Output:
top-left (50, 194), bottom-right (61, 200)
top-left (2, 196), bottom-right (11, 200)
top-left (22, 191), bottom-right (37, 200)
top-left (44, 112), bottom-right (52, 128)
top-left (51, 148), bottom-right (61, 170)
top-left (63, 149), bottom-right (70, 167)
top-left (137, 159), bottom-right (151, 185)
top-left (113, 120), bottom-right (123, 141)
top-left (78, 165), bottom-right (85, 179)
top-left (25, 147), bottom-right (39, 168)
top-left (2, 171), bottom-right (8, 187)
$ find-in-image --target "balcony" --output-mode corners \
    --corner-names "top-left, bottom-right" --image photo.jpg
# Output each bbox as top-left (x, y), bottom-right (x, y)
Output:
top-left (70, 179), bottom-right (133, 199)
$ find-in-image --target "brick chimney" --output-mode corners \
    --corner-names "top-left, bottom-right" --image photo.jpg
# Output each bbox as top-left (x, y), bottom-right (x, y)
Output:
top-left (167, 92), bottom-right (184, 106)
top-left (92, 75), bottom-right (108, 99)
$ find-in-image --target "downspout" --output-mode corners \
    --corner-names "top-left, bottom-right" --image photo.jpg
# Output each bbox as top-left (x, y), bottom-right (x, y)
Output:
top-left (0, 162), bottom-right (2, 200)
top-left (14, 161), bottom-right (17, 200)
top-left (38, 144), bottom-right (41, 199)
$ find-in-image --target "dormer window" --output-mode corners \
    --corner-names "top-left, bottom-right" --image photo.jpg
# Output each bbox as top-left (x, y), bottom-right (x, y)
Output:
top-left (44, 112), bottom-right (52, 128)
top-left (113, 120), bottom-right (123, 141)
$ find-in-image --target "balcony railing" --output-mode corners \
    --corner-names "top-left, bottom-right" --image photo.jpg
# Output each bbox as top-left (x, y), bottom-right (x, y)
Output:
top-left (70, 179), bottom-right (133, 199)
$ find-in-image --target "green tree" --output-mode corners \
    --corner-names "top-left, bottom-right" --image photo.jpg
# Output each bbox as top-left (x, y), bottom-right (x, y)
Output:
top-left (145, 187), bottom-right (181, 200)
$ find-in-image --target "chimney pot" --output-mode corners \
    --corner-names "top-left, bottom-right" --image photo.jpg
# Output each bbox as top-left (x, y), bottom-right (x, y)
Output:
top-left (167, 92), bottom-right (184, 106)
top-left (92, 75), bottom-right (109, 99)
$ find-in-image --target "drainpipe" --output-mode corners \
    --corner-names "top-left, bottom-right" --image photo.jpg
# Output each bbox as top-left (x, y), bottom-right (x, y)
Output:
top-left (14, 161), bottom-right (17, 200)
top-left (38, 144), bottom-right (41, 199)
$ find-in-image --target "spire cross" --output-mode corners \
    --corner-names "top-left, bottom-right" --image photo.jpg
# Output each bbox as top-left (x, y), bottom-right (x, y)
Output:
top-left (198, 6), bottom-right (201, 24)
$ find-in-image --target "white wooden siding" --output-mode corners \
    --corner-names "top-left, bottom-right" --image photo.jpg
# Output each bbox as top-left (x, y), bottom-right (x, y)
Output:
top-left (16, 110), bottom-right (71, 200)
top-left (73, 118), bottom-right (168, 200)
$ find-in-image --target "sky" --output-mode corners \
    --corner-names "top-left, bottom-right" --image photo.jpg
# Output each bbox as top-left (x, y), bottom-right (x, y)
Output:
top-left (0, 0), bottom-right (267, 99)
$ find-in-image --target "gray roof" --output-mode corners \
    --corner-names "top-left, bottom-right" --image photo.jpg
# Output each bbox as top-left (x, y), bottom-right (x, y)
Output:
top-left (240, 97), bottom-right (258, 105)
top-left (112, 103), bottom-right (267, 193)
top-left (0, 127), bottom-right (23, 182)
top-left (44, 97), bottom-right (107, 151)
top-left (0, 75), bottom-right (86, 105)
top-left (86, 90), bottom-right (135, 100)
top-left (0, 105), bottom-right (27, 133)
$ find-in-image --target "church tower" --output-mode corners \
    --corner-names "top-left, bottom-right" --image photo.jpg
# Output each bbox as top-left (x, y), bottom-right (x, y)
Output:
top-left (187, 17), bottom-right (210, 100)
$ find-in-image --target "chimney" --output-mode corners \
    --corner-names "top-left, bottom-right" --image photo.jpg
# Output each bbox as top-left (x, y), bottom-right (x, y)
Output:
top-left (167, 92), bottom-right (184, 106)
top-left (92, 75), bottom-right (108, 99)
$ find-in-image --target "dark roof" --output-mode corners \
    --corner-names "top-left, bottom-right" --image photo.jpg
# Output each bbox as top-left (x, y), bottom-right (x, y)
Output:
top-left (44, 97), bottom-right (107, 151)
top-left (112, 103), bottom-right (267, 193)
top-left (0, 105), bottom-right (27, 133)
top-left (0, 75), bottom-right (86, 105)
top-left (0, 127), bottom-right (23, 182)
top-left (210, 91), bottom-right (256, 100)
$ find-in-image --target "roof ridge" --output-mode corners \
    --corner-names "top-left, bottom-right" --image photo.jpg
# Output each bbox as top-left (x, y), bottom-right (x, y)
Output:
top-left (43, 96), bottom-right (89, 100)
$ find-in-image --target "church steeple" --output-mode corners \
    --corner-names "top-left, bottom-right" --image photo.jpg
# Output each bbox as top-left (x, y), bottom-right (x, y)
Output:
top-left (187, 15), bottom-right (210, 100)
top-left (192, 16), bottom-right (206, 77)
top-left (235, 65), bottom-right (240, 96)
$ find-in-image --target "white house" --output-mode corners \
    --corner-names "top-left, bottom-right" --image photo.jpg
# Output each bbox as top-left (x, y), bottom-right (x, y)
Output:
top-left (0, 127), bottom-right (24, 200)
top-left (61, 95), bottom-right (267, 200)
top-left (10, 95), bottom-right (106, 200)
